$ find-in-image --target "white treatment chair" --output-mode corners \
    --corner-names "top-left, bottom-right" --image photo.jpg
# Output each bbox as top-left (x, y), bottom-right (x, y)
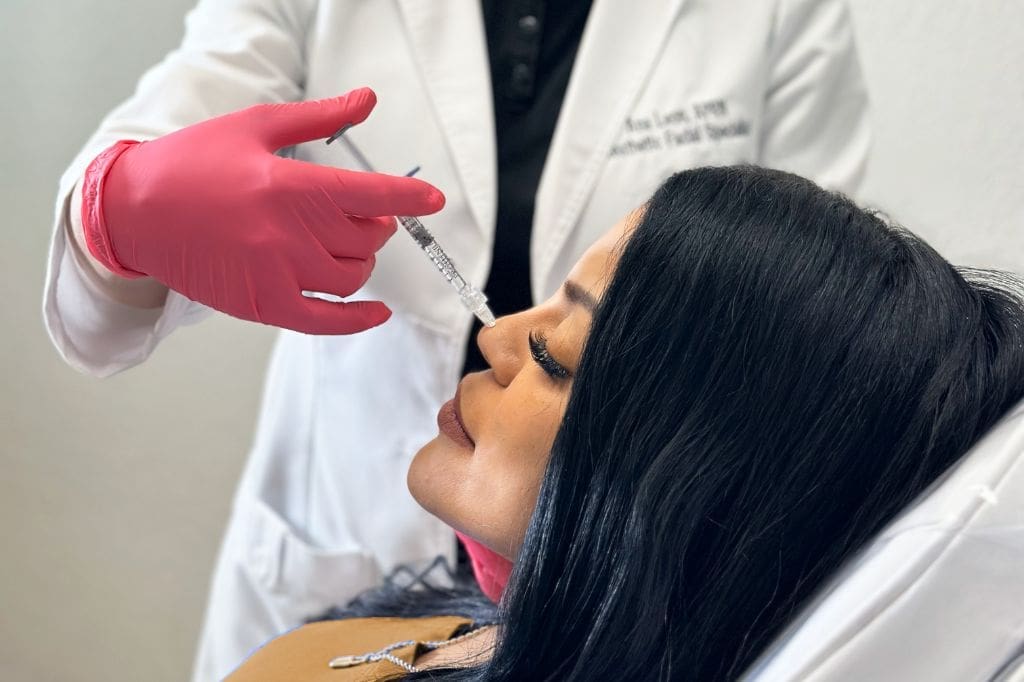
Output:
top-left (742, 399), bottom-right (1024, 682)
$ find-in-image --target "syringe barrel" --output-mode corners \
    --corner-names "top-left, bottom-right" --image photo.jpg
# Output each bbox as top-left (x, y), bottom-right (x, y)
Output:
top-left (423, 243), bottom-right (468, 291)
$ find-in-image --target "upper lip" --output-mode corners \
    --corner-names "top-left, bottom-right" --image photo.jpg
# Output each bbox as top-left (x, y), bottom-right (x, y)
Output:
top-left (452, 380), bottom-right (475, 445)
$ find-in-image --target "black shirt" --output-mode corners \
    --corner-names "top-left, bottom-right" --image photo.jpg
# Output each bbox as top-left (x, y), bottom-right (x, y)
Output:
top-left (460, 0), bottom-right (593, 376)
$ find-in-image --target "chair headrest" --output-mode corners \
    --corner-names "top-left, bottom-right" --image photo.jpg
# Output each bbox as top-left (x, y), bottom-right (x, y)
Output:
top-left (742, 400), bottom-right (1024, 681)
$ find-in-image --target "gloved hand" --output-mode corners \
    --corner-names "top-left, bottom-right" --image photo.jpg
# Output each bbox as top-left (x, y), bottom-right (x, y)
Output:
top-left (80, 87), bottom-right (444, 334)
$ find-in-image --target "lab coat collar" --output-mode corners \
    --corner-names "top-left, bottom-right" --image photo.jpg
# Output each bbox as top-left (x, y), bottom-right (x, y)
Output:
top-left (532, 0), bottom-right (687, 300)
top-left (396, 0), bottom-right (497, 243)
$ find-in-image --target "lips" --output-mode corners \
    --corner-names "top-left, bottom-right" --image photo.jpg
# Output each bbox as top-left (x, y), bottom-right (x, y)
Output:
top-left (436, 381), bottom-right (475, 449)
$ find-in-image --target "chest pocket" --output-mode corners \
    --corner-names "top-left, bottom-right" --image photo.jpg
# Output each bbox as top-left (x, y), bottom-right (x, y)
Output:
top-left (230, 315), bottom-right (461, 628)
top-left (235, 495), bottom-right (383, 620)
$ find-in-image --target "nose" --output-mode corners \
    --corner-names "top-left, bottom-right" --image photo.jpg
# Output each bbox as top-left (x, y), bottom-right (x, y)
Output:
top-left (475, 316), bottom-right (527, 387)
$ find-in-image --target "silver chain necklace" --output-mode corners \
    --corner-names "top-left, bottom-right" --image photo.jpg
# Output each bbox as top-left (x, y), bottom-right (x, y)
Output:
top-left (328, 623), bottom-right (497, 674)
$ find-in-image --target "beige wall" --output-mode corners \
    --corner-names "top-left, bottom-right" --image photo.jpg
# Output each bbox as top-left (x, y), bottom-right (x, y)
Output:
top-left (0, 2), bottom-right (274, 680)
top-left (1, 1), bottom-right (1021, 680)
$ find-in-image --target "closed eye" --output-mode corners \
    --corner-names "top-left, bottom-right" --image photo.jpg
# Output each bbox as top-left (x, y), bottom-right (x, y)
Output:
top-left (529, 331), bottom-right (571, 380)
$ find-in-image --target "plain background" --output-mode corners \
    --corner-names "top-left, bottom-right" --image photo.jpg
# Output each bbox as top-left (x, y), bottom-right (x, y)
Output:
top-left (1, 1), bottom-right (1022, 680)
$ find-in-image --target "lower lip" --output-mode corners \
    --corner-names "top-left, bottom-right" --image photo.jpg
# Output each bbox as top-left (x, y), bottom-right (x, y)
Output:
top-left (437, 399), bottom-right (475, 449)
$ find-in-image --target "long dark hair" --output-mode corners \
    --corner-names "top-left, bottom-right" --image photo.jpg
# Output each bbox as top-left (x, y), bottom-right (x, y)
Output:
top-left (335, 166), bottom-right (1024, 680)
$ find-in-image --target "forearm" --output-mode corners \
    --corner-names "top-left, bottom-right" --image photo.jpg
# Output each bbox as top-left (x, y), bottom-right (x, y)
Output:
top-left (66, 178), bottom-right (169, 310)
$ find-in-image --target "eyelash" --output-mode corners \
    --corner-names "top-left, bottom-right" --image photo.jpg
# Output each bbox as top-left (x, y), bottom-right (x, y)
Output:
top-left (528, 331), bottom-right (570, 380)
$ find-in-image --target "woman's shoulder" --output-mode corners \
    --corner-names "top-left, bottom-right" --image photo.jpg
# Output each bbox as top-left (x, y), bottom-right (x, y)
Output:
top-left (225, 615), bottom-right (473, 681)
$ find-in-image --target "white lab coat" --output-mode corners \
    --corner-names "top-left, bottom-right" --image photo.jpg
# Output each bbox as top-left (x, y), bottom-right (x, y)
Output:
top-left (44, 1), bottom-right (871, 680)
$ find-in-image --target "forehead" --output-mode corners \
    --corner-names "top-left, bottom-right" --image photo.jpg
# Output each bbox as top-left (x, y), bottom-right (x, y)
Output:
top-left (566, 211), bottom-right (637, 298)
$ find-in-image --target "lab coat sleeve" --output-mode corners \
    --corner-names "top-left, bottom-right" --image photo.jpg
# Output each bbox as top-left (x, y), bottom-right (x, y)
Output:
top-left (43, 0), bottom-right (316, 377)
top-left (758, 0), bottom-right (871, 197)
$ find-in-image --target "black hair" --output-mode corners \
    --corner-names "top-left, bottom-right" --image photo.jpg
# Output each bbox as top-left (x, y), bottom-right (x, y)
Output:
top-left (312, 556), bottom-right (496, 627)
top-left (333, 166), bottom-right (1024, 680)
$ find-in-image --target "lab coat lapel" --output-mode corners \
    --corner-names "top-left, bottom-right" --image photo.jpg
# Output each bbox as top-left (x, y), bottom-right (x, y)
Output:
top-left (532, 0), bottom-right (686, 299)
top-left (396, 0), bottom-right (497, 240)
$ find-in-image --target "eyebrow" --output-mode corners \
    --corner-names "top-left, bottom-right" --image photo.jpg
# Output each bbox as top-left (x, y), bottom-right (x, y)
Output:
top-left (564, 280), bottom-right (598, 313)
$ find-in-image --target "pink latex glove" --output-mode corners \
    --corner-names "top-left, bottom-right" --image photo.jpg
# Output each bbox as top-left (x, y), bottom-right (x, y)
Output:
top-left (80, 88), bottom-right (445, 334)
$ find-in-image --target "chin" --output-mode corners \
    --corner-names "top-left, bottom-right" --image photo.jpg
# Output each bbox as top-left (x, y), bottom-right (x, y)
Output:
top-left (406, 436), bottom-right (457, 522)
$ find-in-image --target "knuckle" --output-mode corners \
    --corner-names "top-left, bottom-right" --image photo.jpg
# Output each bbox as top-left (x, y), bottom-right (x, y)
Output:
top-left (336, 279), bottom-right (360, 297)
top-left (347, 235), bottom-right (375, 260)
top-left (371, 216), bottom-right (398, 244)
top-left (336, 260), bottom-right (372, 296)
top-left (256, 158), bottom-right (286, 193)
top-left (247, 101), bottom-right (290, 122)
top-left (247, 239), bottom-right (292, 274)
top-left (244, 102), bottom-right (275, 128)
top-left (357, 256), bottom-right (375, 285)
top-left (239, 228), bottom-right (273, 251)
top-left (235, 159), bottom-right (277, 201)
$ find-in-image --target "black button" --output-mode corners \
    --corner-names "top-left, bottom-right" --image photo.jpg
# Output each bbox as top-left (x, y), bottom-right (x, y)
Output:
top-left (518, 15), bottom-right (539, 34)
top-left (512, 63), bottom-right (533, 89)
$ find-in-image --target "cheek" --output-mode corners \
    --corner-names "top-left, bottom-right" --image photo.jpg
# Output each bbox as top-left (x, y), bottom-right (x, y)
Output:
top-left (482, 392), bottom-right (564, 464)
top-left (455, 385), bottom-right (568, 554)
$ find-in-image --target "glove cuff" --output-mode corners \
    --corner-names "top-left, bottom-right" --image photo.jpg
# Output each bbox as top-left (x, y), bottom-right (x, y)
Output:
top-left (81, 140), bottom-right (147, 279)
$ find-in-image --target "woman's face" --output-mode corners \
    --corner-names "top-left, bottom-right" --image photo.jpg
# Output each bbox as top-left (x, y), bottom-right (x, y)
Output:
top-left (408, 215), bottom-right (633, 559)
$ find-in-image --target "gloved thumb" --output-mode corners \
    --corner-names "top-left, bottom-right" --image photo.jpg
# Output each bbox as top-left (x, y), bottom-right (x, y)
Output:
top-left (254, 88), bottom-right (378, 151)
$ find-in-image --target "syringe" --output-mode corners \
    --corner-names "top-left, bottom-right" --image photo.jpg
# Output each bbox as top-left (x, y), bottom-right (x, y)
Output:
top-left (396, 215), bottom-right (496, 327)
top-left (327, 133), bottom-right (496, 328)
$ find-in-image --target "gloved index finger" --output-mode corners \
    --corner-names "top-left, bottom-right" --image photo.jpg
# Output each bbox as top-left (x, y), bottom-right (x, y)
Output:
top-left (287, 159), bottom-right (447, 218)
